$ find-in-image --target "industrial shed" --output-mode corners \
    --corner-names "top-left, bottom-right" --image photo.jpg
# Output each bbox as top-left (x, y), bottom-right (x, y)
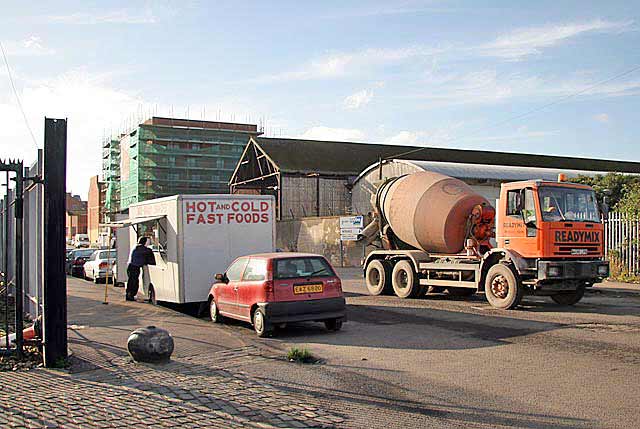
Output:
top-left (229, 136), bottom-right (640, 220)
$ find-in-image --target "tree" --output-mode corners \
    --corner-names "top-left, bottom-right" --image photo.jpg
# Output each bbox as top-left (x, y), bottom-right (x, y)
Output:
top-left (574, 173), bottom-right (640, 211)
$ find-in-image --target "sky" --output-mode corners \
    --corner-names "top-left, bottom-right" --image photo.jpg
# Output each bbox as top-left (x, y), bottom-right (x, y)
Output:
top-left (1, 0), bottom-right (639, 198)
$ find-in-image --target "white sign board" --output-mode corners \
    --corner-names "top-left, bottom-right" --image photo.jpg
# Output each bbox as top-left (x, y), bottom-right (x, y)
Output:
top-left (340, 233), bottom-right (360, 241)
top-left (340, 216), bottom-right (364, 229)
top-left (340, 216), bottom-right (364, 241)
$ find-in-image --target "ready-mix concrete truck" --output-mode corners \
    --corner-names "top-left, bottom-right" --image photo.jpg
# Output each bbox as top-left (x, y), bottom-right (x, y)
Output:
top-left (361, 171), bottom-right (610, 309)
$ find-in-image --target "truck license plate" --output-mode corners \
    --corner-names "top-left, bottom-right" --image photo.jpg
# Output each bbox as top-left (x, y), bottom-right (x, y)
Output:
top-left (294, 284), bottom-right (323, 294)
top-left (571, 249), bottom-right (588, 255)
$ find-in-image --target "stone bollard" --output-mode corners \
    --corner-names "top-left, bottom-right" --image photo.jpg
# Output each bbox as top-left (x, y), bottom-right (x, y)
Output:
top-left (127, 326), bottom-right (174, 363)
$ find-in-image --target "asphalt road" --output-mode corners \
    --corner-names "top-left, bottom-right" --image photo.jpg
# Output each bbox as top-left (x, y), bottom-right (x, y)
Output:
top-left (258, 268), bottom-right (640, 429)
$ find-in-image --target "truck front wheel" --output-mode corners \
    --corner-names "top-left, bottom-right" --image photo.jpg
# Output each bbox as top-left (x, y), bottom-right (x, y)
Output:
top-left (366, 260), bottom-right (392, 295)
top-left (392, 260), bottom-right (420, 298)
top-left (551, 286), bottom-right (585, 306)
top-left (484, 264), bottom-right (523, 310)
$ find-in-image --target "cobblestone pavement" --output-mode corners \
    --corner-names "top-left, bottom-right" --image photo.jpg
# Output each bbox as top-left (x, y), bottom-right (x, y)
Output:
top-left (0, 279), bottom-right (352, 428)
top-left (0, 278), bottom-right (457, 429)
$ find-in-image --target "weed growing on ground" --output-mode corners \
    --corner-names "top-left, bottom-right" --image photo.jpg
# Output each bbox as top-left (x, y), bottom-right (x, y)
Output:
top-left (286, 347), bottom-right (316, 363)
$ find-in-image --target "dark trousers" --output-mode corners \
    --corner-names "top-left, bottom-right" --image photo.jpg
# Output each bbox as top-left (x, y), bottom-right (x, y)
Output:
top-left (126, 264), bottom-right (141, 298)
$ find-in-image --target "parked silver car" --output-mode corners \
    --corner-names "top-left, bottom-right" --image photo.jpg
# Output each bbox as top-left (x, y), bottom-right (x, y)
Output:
top-left (83, 249), bottom-right (116, 283)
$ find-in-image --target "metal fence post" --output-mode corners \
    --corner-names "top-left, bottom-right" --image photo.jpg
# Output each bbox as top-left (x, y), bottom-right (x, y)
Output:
top-left (43, 118), bottom-right (67, 367)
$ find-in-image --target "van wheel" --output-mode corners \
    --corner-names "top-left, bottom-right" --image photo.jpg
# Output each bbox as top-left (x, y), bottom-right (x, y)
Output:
top-left (324, 319), bottom-right (343, 332)
top-left (148, 285), bottom-right (157, 306)
top-left (551, 286), bottom-right (585, 306)
top-left (365, 260), bottom-right (392, 295)
top-left (484, 264), bottom-right (523, 310)
top-left (209, 298), bottom-right (222, 323)
top-left (253, 309), bottom-right (271, 338)
top-left (392, 260), bottom-right (420, 298)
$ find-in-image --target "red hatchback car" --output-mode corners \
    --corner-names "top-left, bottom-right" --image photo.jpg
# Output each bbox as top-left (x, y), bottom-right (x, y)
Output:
top-left (207, 253), bottom-right (346, 337)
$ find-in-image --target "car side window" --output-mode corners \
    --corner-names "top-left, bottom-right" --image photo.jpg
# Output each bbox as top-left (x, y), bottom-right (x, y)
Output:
top-left (242, 259), bottom-right (268, 282)
top-left (89, 252), bottom-right (97, 261)
top-left (226, 258), bottom-right (248, 282)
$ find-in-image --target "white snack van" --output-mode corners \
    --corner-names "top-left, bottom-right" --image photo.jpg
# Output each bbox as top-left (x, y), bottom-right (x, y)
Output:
top-left (113, 194), bottom-right (275, 305)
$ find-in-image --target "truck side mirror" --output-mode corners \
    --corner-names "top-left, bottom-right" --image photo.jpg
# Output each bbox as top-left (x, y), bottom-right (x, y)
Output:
top-left (214, 273), bottom-right (228, 283)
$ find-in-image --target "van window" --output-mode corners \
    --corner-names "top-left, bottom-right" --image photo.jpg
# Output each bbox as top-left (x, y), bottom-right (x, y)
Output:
top-left (242, 259), bottom-right (268, 281)
top-left (274, 257), bottom-right (335, 279)
top-left (226, 258), bottom-right (248, 282)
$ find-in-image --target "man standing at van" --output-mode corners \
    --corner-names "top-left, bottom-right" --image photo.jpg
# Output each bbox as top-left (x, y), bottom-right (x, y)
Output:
top-left (126, 237), bottom-right (156, 301)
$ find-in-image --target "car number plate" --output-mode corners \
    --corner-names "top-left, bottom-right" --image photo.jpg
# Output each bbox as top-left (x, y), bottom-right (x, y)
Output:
top-left (571, 248), bottom-right (588, 255)
top-left (294, 284), bottom-right (323, 294)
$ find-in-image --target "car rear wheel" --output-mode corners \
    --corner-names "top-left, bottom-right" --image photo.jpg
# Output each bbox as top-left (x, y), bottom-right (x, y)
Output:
top-left (392, 260), bottom-right (420, 299)
top-left (253, 309), bottom-right (271, 338)
top-left (365, 260), bottom-right (392, 296)
top-left (551, 286), bottom-right (585, 306)
top-left (324, 319), bottom-right (343, 332)
top-left (484, 263), bottom-right (523, 310)
top-left (209, 298), bottom-right (222, 323)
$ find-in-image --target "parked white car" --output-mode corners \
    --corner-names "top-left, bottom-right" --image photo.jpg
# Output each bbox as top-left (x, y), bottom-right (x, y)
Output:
top-left (83, 249), bottom-right (116, 283)
top-left (74, 234), bottom-right (90, 248)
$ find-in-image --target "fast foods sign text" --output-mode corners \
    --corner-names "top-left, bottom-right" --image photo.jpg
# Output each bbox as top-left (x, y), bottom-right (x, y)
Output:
top-left (185, 200), bottom-right (271, 225)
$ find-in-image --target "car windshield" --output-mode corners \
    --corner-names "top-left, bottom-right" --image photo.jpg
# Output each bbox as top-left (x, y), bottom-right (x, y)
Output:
top-left (274, 257), bottom-right (335, 279)
top-left (538, 186), bottom-right (600, 222)
top-left (76, 250), bottom-right (95, 258)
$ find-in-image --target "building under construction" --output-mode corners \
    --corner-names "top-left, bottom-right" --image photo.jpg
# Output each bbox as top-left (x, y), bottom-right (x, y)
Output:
top-left (103, 117), bottom-right (262, 215)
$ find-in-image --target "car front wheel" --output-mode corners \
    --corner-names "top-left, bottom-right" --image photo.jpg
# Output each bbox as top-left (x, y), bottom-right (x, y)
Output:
top-left (209, 298), bottom-right (222, 323)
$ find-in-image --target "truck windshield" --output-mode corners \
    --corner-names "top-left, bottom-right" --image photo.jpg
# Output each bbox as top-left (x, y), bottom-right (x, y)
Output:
top-left (538, 186), bottom-right (600, 222)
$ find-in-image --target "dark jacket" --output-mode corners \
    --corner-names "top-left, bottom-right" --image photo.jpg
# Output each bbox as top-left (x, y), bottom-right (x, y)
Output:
top-left (129, 245), bottom-right (156, 268)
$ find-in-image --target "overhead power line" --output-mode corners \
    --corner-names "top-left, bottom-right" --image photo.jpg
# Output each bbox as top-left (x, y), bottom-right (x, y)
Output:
top-left (0, 40), bottom-right (39, 151)
top-left (389, 63), bottom-right (640, 160)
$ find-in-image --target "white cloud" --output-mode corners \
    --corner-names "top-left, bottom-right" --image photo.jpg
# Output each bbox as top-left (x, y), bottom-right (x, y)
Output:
top-left (48, 9), bottom-right (157, 25)
top-left (480, 19), bottom-right (633, 60)
top-left (298, 126), bottom-right (367, 142)
top-left (2, 36), bottom-right (55, 56)
top-left (343, 89), bottom-right (374, 110)
top-left (383, 131), bottom-right (423, 146)
top-left (0, 69), bottom-right (145, 197)
top-left (410, 68), bottom-right (640, 107)
top-left (594, 113), bottom-right (610, 123)
top-left (255, 46), bottom-right (444, 82)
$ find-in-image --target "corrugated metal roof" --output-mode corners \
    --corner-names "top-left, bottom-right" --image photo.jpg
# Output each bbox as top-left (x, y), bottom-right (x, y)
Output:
top-left (358, 159), bottom-right (613, 182)
top-left (254, 137), bottom-right (640, 176)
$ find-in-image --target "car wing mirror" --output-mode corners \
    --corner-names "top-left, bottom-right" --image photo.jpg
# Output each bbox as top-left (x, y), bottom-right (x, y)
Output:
top-left (214, 273), bottom-right (228, 283)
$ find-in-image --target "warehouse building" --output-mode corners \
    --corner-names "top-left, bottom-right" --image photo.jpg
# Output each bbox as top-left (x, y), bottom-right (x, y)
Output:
top-left (230, 137), bottom-right (640, 220)
top-left (103, 116), bottom-right (262, 213)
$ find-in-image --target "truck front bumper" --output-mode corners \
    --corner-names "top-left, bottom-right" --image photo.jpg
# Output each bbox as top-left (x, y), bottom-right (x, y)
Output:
top-left (258, 297), bottom-right (347, 325)
top-left (537, 260), bottom-right (609, 282)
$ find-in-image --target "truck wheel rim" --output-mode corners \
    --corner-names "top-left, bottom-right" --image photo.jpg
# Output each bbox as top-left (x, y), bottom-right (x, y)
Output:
top-left (369, 268), bottom-right (381, 287)
top-left (255, 312), bottom-right (264, 333)
top-left (396, 270), bottom-right (409, 289)
top-left (491, 275), bottom-right (509, 299)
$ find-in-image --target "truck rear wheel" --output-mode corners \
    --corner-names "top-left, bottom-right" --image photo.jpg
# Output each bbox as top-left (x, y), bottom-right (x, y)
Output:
top-left (366, 260), bottom-right (392, 295)
top-left (484, 264), bottom-right (523, 310)
top-left (551, 286), bottom-right (585, 306)
top-left (392, 260), bottom-right (420, 299)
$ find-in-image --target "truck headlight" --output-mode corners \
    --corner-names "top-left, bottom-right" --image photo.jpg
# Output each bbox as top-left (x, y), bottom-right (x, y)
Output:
top-left (547, 266), bottom-right (562, 277)
top-left (597, 265), bottom-right (609, 276)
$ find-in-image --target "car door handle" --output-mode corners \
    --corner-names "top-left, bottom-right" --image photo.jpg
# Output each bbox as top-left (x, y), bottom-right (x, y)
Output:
top-left (233, 286), bottom-right (238, 291)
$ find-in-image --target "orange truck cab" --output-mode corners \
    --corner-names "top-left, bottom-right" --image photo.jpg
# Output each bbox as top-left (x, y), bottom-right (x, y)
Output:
top-left (496, 176), bottom-right (610, 298)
